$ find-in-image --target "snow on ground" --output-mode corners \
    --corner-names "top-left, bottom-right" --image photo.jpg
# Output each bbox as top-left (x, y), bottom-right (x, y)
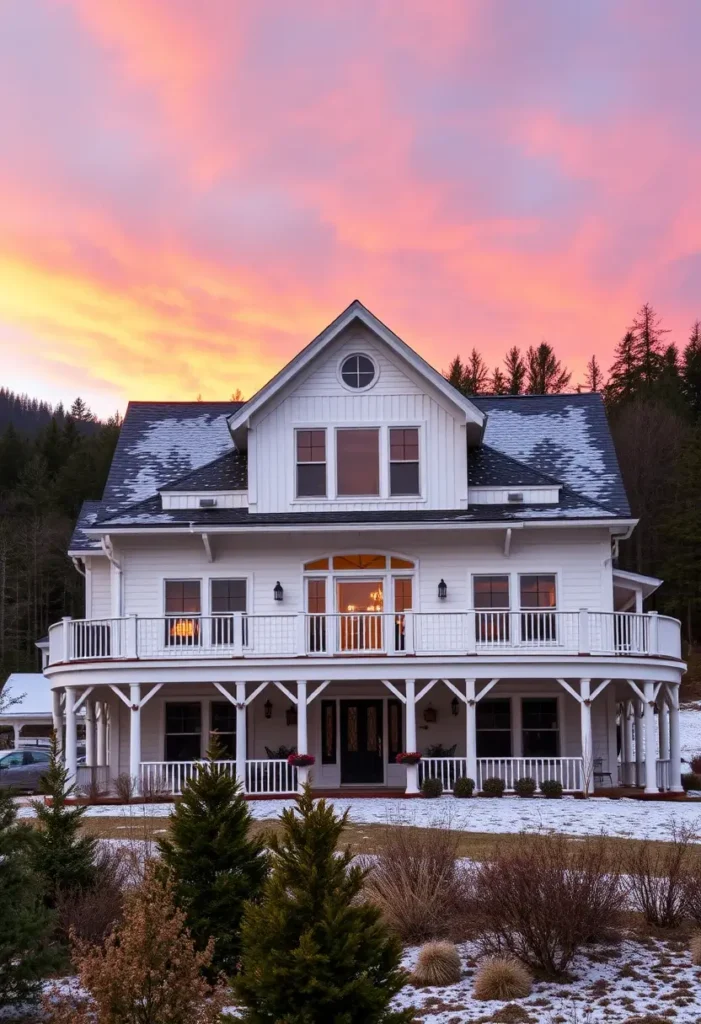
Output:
top-left (392, 935), bottom-right (701, 1023)
top-left (681, 701), bottom-right (701, 765)
top-left (17, 794), bottom-right (701, 842)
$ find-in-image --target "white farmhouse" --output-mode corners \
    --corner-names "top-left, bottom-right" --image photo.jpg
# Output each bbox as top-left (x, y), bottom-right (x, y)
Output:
top-left (45, 302), bottom-right (685, 797)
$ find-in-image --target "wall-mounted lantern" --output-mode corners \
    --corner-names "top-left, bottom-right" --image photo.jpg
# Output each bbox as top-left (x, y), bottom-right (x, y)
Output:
top-left (437, 579), bottom-right (447, 601)
top-left (451, 696), bottom-right (459, 717)
top-left (264, 699), bottom-right (273, 719)
top-left (273, 581), bottom-right (284, 602)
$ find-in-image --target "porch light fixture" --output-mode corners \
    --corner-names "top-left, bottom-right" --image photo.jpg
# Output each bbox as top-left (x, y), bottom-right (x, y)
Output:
top-left (451, 696), bottom-right (459, 717)
top-left (264, 699), bottom-right (273, 719)
top-left (438, 579), bottom-right (447, 601)
top-left (423, 704), bottom-right (437, 724)
top-left (273, 581), bottom-right (284, 602)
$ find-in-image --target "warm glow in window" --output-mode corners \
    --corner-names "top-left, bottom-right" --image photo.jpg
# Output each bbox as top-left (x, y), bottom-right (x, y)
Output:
top-left (332, 553), bottom-right (386, 570)
top-left (304, 557), bottom-right (329, 571)
top-left (390, 556), bottom-right (414, 569)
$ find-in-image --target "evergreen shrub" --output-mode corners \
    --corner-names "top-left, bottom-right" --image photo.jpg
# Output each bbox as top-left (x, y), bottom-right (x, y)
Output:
top-left (480, 777), bottom-right (505, 797)
top-left (453, 776), bottom-right (475, 798)
top-left (421, 776), bottom-right (443, 798)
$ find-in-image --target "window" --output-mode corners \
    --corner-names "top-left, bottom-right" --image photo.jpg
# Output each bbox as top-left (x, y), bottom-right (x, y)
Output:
top-left (211, 578), bottom-right (247, 646)
top-left (476, 699), bottom-right (512, 757)
top-left (340, 353), bottom-right (376, 390)
top-left (307, 578), bottom-right (327, 653)
top-left (336, 429), bottom-right (380, 495)
top-left (165, 581), bottom-right (201, 647)
top-left (389, 428), bottom-right (420, 496)
top-left (388, 698), bottom-right (403, 763)
top-left (332, 553), bottom-right (385, 570)
top-left (27, 750), bottom-right (50, 764)
top-left (519, 574), bottom-right (557, 642)
top-left (394, 577), bottom-right (412, 652)
top-left (321, 700), bottom-right (337, 763)
top-left (165, 703), bottom-right (201, 761)
top-left (474, 575), bottom-right (510, 642)
top-left (211, 701), bottom-right (236, 758)
top-left (522, 698), bottom-right (559, 757)
top-left (0, 752), bottom-right (24, 768)
top-left (296, 430), bottom-right (326, 497)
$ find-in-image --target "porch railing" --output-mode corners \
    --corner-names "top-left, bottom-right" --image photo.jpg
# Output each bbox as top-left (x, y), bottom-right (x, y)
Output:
top-left (419, 756), bottom-right (584, 793)
top-left (48, 610), bottom-right (681, 664)
top-left (619, 759), bottom-right (672, 789)
top-left (245, 759), bottom-right (298, 795)
top-left (139, 759), bottom-right (297, 797)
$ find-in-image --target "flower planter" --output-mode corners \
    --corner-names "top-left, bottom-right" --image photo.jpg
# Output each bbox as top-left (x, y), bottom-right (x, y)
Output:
top-left (395, 752), bottom-right (422, 766)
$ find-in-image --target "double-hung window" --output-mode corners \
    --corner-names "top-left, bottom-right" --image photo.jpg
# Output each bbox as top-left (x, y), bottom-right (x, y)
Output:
top-left (211, 579), bottom-right (247, 646)
top-left (519, 574), bottom-right (557, 643)
top-left (476, 699), bottom-right (512, 757)
top-left (296, 430), bottom-right (326, 497)
top-left (165, 703), bottom-right (201, 760)
top-left (210, 701), bottom-right (237, 758)
top-left (336, 428), bottom-right (380, 496)
top-left (522, 698), bottom-right (559, 757)
top-left (165, 580), bottom-right (201, 647)
top-left (473, 575), bottom-right (510, 643)
top-left (389, 428), bottom-right (420, 496)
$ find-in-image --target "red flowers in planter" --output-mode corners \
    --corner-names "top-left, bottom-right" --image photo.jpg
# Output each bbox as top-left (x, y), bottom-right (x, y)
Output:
top-left (287, 753), bottom-right (315, 767)
top-left (395, 752), bottom-right (422, 766)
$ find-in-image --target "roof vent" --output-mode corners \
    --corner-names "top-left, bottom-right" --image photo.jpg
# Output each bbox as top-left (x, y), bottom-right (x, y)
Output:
top-left (507, 491), bottom-right (524, 504)
top-left (199, 497), bottom-right (217, 508)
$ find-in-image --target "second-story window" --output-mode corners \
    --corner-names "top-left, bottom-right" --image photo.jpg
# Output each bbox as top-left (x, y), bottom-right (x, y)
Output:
top-left (165, 580), bottom-right (201, 647)
top-left (520, 574), bottom-right (557, 642)
top-left (211, 579), bottom-right (247, 646)
top-left (296, 429), bottom-right (326, 497)
top-left (336, 428), bottom-right (380, 496)
top-left (389, 428), bottom-right (420, 496)
top-left (474, 575), bottom-right (510, 643)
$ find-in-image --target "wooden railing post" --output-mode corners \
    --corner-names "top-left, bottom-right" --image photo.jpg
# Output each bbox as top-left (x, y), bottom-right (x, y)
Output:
top-left (62, 616), bottom-right (72, 662)
top-left (465, 611), bottom-right (476, 655)
top-left (578, 609), bottom-right (590, 655)
top-left (126, 614), bottom-right (138, 659)
top-left (648, 611), bottom-right (659, 655)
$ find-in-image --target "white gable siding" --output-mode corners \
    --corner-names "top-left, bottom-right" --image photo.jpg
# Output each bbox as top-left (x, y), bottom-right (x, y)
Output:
top-left (161, 492), bottom-right (248, 510)
top-left (86, 557), bottom-right (111, 619)
top-left (248, 325), bottom-right (468, 514)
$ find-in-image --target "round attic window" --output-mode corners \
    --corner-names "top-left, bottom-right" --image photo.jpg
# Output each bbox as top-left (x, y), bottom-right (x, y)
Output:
top-left (340, 353), bottom-right (377, 390)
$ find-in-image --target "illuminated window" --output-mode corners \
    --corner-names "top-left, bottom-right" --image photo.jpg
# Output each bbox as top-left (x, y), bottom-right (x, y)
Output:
top-left (390, 556), bottom-right (414, 569)
top-left (304, 557), bottom-right (329, 571)
top-left (389, 428), bottom-right (420, 495)
top-left (165, 580), bottom-right (201, 647)
top-left (336, 429), bottom-right (379, 496)
top-left (296, 429), bottom-right (326, 497)
top-left (332, 553), bottom-right (386, 570)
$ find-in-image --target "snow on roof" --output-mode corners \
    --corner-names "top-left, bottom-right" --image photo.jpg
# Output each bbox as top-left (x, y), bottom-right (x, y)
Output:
top-left (0, 673), bottom-right (53, 718)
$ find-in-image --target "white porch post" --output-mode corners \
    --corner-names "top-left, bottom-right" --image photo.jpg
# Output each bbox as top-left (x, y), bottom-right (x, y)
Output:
top-left (404, 679), bottom-right (419, 794)
top-left (129, 683), bottom-right (141, 795)
top-left (236, 682), bottom-right (247, 791)
top-left (668, 683), bottom-right (683, 793)
top-left (96, 703), bottom-right (107, 767)
top-left (580, 678), bottom-right (594, 794)
top-left (624, 700), bottom-right (635, 785)
top-left (643, 680), bottom-right (658, 794)
top-left (85, 698), bottom-right (95, 767)
top-left (296, 681), bottom-right (308, 791)
top-left (634, 696), bottom-right (644, 787)
top-left (659, 698), bottom-right (670, 760)
top-left (51, 689), bottom-right (63, 756)
top-left (465, 678), bottom-right (478, 789)
top-left (65, 686), bottom-right (78, 787)
top-left (12, 723), bottom-right (21, 748)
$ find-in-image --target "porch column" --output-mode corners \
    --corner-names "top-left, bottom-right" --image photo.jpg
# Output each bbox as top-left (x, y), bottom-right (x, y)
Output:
top-left (129, 683), bottom-right (141, 795)
top-left (580, 678), bottom-right (594, 794)
top-left (235, 682), bottom-right (247, 790)
top-left (668, 682), bottom-right (683, 793)
top-left (296, 681), bottom-right (308, 791)
top-left (85, 698), bottom-right (95, 767)
top-left (404, 679), bottom-right (419, 794)
top-left (465, 678), bottom-right (478, 789)
top-left (634, 697), bottom-right (644, 787)
top-left (51, 690), bottom-right (63, 755)
top-left (65, 686), bottom-right (78, 787)
top-left (12, 723), bottom-right (21, 748)
top-left (643, 680), bottom-right (658, 794)
top-left (624, 700), bottom-right (635, 785)
top-left (96, 703), bottom-right (107, 767)
top-left (658, 698), bottom-right (670, 760)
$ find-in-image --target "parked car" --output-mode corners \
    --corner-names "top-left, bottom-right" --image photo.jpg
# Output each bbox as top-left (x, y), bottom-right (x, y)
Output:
top-left (0, 748), bottom-right (51, 792)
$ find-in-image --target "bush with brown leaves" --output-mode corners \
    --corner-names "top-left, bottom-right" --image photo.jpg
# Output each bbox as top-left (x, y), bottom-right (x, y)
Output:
top-left (43, 864), bottom-right (228, 1024)
top-left (55, 846), bottom-right (128, 946)
top-left (364, 823), bottom-right (472, 943)
top-left (472, 833), bottom-right (624, 977)
top-left (410, 941), bottom-right (462, 987)
top-left (627, 824), bottom-right (694, 928)
top-left (473, 956), bottom-right (532, 1001)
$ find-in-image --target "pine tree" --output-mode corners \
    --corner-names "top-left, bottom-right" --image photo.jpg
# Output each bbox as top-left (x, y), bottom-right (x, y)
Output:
top-left (503, 346), bottom-right (526, 394)
top-left (235, 786), bottom-right (412, 1023)
top-left (461, 348), bottom-right (490, 394)
top-left (69, 397), bottom-right (94, 423)
top-left (606, 329), bottom-right (639, 405)
top-left (445, 356), bottom-right (465, 392)
top-left (525, 342), bottom-right (571, 394)
top-left (490, 367), bottom-right (508, 394)
top-left (0, 787), bottom-right (55, 1007)
top-left (584, 355), bottom-right (604, 392)
top-left (682, 320), bottom-right (701, 418)
top-left (631, 302), bottom-right (669, 387)
top-left (31, 737), bottom-right (97, 908)
top-left (157, 740), bottom-right (268, 977)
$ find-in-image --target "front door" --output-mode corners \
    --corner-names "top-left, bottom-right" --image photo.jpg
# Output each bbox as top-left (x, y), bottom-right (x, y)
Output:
top-left (340, 699), bottom-right (384, 784)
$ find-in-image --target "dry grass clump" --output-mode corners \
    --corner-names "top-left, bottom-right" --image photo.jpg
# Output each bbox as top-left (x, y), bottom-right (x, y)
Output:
top-left (690, 931), bottom-right (701, 965)
top-left (363, 822), bottom-right (472, 943)
top-left (627, 824), bottom-right (694, 928)
top-left (472, 833), bottom-right (625, 977)
top-left (55, 846), bottom-right (129, 946)
top-left (410, 941), bottom-right (462, 987)
top-left (473, 956), bottom-right (532, 1001)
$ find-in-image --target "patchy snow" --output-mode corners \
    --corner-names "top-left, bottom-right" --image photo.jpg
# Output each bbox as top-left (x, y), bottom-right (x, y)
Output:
top-left (126, 414), bottom-right (233, 504)
top-left (681, 702), bottom-right (701, 765)
top-left (503, 505), bottom-right (614, 519)
top-left (17, 795), bottom-right (701, 842)
top-left (391, 935), bottom-right (701, 1023)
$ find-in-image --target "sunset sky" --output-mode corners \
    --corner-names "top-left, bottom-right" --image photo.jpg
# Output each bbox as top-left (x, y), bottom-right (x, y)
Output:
top-left (1, 1), bottom-right (700, 417)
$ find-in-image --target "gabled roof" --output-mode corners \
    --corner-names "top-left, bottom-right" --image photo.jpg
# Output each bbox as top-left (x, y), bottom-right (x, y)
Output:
top-left (160, 449), bottom-right (248, 493)
top-left (227, 300), bottom-right (486, 443)
top-left (468, 445), bottom-right (562, 489)
top-left (470, 393), bottom-right (630, 515)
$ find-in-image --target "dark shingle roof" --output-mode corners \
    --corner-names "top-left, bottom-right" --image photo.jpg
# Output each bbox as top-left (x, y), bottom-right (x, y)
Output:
top-left (68, 501), bottom-right (103, 553)
top-left (470, 393), bottom-right (630, 515)
top-left (160, 448), bottom-right (247, 492)
top-left (468, 445), bottom-right (562, 489)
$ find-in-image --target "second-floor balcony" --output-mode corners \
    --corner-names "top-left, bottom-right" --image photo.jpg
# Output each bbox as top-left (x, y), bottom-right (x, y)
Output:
top-left (48, 609), bottom-right (682, 666)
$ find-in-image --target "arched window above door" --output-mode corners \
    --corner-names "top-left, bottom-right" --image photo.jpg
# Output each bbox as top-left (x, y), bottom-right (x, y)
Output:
top-left (303, 553), bottom-right (415, 572)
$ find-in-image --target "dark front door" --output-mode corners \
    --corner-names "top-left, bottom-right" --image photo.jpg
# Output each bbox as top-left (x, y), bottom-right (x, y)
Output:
top-left (340, 699), bottom-right (384, 784)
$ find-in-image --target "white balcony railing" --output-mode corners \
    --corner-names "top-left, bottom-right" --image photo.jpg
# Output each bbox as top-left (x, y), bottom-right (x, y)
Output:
top-left (48, 610), bottom-right (682, 665)
top-left (418, 756), bottom-right (584, 793)
top-left (139, 759), bottom-right (297, 797)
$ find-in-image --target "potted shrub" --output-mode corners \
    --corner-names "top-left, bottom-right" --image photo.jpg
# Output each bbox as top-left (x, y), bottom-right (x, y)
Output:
top-left (480, 777), bottom-right (505, 798)
top-left (396, 752), bottom-right (422, 766)
top-left (514, 776), bottom-right (537, 798)
top-left (540, 778), bottom-right (563, 799)
top-left (421, 777), bottom-right (443, 798)
top-left (287, 754), bottom-right (315, 768)
top-left (682, 772), bottom-right (701, 792)
top-left (453, 776), bottom-right (475, 798)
